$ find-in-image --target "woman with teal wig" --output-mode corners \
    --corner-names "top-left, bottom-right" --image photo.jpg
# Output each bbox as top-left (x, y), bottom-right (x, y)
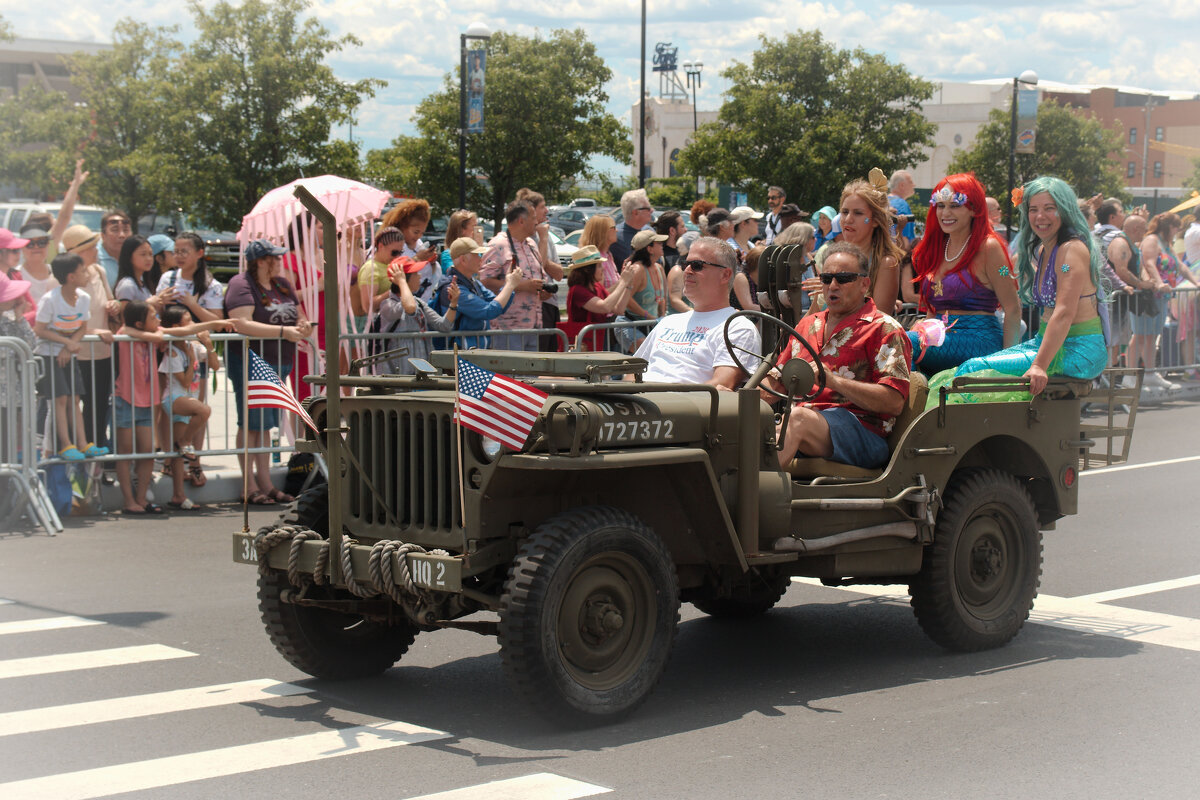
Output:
top-left (929, 176), bottom-right (1107, 401)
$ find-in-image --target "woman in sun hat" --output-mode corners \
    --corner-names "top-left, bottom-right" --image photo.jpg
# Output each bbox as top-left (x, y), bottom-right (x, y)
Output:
top-left (565, 245), bottom-right (643, 351)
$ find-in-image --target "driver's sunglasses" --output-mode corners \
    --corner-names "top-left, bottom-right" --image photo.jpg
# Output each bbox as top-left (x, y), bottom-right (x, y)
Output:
top-left (819, 272), bottom-right (869, 285)
top-left (24, 238), bottom-right (50, 248)
top-left (681, 259), bottom-right (727, 272)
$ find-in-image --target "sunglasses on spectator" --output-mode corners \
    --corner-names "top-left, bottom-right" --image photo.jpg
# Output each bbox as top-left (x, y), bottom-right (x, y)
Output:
top-left (25, 238), bottom-right (50, 248)
top-left (819, 272), bottom-right (869, 285)
top-left (681, 259), bottom-right (727, 272)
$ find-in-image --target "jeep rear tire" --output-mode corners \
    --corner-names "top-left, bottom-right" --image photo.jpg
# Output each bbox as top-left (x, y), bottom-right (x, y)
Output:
top-left (498, 506), bottom-right (679, 726)
top-left (909, 469), bottom-right (1042, 652)
top-left (257, 482), bottom-right (418, 679)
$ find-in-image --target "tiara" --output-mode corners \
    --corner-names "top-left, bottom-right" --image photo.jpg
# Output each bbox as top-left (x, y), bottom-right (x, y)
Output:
top-left (930, 186), bottom-right (968, 207)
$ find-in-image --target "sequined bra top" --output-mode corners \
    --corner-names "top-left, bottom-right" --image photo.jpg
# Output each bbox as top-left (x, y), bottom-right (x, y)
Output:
top-left (1032, 238), bottom-right (1096, 309)
top-left (921, 268), bottom-right (999, 313)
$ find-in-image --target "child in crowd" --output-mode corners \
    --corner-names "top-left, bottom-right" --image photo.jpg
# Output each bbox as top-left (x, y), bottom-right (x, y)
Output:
top-left (0, 273), bottom-right (37, 459)
top-left (159, 306), bottom-right (221, 510)
top-left (32, 254), bottom-right (110, 461)
top-left (377, 256), bottom-right (459, 374)
top-left (114, 235), bottom-right (172, 310)
top-left (113, 301), bottom-right (164, 514)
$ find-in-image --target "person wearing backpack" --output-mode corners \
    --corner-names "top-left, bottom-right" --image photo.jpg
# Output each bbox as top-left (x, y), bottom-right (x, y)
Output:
top-left (375, 256), bottom-right (460, 374)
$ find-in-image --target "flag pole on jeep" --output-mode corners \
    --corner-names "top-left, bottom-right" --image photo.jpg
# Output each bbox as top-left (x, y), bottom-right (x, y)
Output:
top-left (453, 343), bottom-right (466, 523)
top-left (292, 185), bottom-right (343, 585)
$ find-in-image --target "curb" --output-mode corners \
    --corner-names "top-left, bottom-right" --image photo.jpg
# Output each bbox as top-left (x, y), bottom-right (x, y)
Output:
top-left (98, 465), bottom-right (290, 509)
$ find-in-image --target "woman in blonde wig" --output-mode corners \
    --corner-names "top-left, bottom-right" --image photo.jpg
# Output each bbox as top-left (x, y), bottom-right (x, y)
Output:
top-left (814, 169), bottom-right (903, 313)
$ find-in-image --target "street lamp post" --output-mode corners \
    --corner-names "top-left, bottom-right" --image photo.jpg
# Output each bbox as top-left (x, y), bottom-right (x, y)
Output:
top-left (1005, 68), bottom-right (1039, 239)
top-left (459, 21), bottom-right (492, 211)
top-left (683, 60), bottom-right (703, 132)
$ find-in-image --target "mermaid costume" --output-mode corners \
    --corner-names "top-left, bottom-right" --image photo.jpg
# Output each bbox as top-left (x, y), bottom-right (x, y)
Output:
top-left (907, 268), bottom-right (1003, 375)
top-left (927, 242), bottom-right (1107, 405)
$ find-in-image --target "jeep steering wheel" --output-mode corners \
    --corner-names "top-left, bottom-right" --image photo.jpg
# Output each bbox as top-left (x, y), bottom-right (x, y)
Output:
top-left (722, 309), bottom-right (826, 402)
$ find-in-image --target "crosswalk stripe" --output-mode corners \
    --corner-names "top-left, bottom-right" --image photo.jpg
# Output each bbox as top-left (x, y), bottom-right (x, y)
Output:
top-left (0, 719), bottom-right (452, 800)
top-left (0, 616), bottom-right (104, 636)
top-left (791, 578), bottom-right (1200, 652)
top-left (1072, 574), bottom-right (1200, 603)
top-left (403, 773), bottom-right (612, 800)
top-left (0, 645), bottom-right (195, 680)
top-left (0, 679), bottom-right (312, 737)
top-left (0, 599), bottom-right (13, 605)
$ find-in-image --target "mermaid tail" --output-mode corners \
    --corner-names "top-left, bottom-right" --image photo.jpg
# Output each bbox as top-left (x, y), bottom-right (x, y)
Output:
top-left (908, 314), bottom-right (1003, 376)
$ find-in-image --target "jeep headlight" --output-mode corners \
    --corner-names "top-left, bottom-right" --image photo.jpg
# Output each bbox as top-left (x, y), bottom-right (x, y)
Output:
top-left (479, 435), bottom-right (503, 462)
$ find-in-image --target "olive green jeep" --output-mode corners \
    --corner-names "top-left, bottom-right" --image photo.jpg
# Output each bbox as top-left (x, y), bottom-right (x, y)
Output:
top-left (235, 209), bottom-right (1138, 726)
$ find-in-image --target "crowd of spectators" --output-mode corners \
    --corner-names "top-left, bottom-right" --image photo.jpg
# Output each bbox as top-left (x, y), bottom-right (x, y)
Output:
top-left (3, 162), bottom-right (1199, 514)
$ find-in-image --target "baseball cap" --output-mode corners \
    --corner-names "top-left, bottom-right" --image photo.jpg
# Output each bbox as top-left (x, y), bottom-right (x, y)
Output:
top-left (631, 230), bottom-right (668, 250)
top-left (147, 234), bottom-right (175, 256)
top-left (0, 228), bottom-right (31, 250)
top-left (449, 237), bottom-right (488, 259)
top-left (704, 208), bottom-right (732, 229)
top-left (0, 272), bottom-right (31, 303)
top-left (729, 206), bottom-right (764, 225)
top-left (61, 224), bottom-right (100, 253)
top-left (390, 255), bottom-right (432, 275)
top-left (244, 239), bottom-right (289, 262)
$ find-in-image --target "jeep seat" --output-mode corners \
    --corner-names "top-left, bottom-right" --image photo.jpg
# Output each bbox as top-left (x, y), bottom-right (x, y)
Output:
top-left (785, 372), bottom-right (929, 480)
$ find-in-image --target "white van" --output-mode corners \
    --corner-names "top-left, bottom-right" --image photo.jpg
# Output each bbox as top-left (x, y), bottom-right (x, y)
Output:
top-left (0, 202), bottom-right (107, 234)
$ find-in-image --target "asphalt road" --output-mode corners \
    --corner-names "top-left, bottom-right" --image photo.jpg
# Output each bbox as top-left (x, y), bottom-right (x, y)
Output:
top-left (1, 399), bottom-right (1198, 799)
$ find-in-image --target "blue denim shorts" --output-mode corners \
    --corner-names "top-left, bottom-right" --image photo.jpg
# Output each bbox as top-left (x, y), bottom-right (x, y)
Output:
top-left (821, 407), bottom-right (890, 469)
top-left (113, 395), bottom-right (154, 429)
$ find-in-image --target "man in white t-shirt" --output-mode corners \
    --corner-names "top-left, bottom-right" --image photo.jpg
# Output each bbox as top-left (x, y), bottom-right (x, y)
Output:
top-left (633, 237), bottom-right (761, 389)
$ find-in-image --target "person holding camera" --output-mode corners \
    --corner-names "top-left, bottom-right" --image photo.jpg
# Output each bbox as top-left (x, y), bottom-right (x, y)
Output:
top-left (480, 201), bottom-right (562, 351)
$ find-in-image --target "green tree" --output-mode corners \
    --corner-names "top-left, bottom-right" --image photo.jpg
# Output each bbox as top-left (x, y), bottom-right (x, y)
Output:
top-left (949, 101), bottom-right (1129, 201)
top-left (1, 13), bottom-right (14, 42)
top-left (370, 29), bottom-right (631, 225)
top-left (0, 84), bottom-right (87, 199)
top-left (172, 0), bottom-right (383, 230)
top-left (65, 20), bottom-right (183, 223)
top-left (675, 31), bottom-right (935, 212)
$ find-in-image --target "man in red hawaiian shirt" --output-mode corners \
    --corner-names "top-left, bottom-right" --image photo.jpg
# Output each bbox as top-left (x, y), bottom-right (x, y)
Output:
top-left (763, 242), bottom-right (911, 470)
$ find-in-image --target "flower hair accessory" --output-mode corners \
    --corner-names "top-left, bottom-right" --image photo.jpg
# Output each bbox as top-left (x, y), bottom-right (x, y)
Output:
top-left (867, 167), bottom-right (889, 194)
top-left (930, 186), bottom-right (969, 207)
top-left (1011, 186), bottom-right (1025, 208)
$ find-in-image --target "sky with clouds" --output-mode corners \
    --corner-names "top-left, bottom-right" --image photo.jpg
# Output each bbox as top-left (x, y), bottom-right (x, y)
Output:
top-left (4, 0), bottom-right (1198, 178)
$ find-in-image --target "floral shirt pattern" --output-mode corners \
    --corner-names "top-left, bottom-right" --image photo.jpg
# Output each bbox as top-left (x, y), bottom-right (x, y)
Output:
top-left (776, 298), bottom-right (911, 437)
top-left (478, 234), bottom-right (549, 332)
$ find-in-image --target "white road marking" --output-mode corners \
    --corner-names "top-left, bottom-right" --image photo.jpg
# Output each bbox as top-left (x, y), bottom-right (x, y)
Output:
top-left (1073, 574), bottom-right (1200, 603)
top-left (0, 679), bottom-right (312, 738)
top-left (1082, 454), bottom-right (1200, 475)
top-left (0, 616), bottom-right (104, 636)
top-left (0, 645), bottom-right (195, 680)
top-left (0, 719), bottom-right (451, 800)
top-left (0, 599), bottom-right (13, 605)
top-left (791, 578), bottom-right (1200, 652)
top-left (404, 773), bottom-right (612, 800)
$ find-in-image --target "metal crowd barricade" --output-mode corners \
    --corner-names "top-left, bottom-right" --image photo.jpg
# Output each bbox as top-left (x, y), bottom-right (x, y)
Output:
top-left (340, 327), bottom-right (570, 371)
top-left (571, 318), bottom-right (658, 353)
top-left (0, 336), bottom-right (62, 534)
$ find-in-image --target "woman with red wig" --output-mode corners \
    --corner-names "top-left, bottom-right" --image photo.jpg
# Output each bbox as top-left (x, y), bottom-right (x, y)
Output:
top-left (906, 173), bottom-right (1021, 375)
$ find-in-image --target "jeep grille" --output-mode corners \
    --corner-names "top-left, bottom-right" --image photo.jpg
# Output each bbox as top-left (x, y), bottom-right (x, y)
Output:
top-left (345, 407), bottom-right (461, 533)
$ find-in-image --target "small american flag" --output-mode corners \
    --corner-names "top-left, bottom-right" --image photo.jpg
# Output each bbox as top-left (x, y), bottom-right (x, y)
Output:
top-left (455, 356), bottom-right (547, 451)
top-left (247, 350), bottom-right (318, 433)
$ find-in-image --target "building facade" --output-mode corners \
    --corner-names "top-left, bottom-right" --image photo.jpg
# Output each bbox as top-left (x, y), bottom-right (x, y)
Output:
top-left (0, 37), bottom-right (111, 102)
top-left (629, 96), bottom-right (719, 181)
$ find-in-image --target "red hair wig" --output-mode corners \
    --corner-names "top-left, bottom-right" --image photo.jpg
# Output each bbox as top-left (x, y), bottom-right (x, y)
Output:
top-left (911, 173), bottom-right (1011, 308)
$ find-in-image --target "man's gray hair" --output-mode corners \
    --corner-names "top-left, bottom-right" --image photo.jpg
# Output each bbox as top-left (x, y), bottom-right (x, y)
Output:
top-left (620, 188), bottom-right (650, 219)
top-left (888, 170), bottom-right (912, 192)
top-left (690, 236), bottom-right (738, 270)
top-left (768, 185), bottom-right (784, 197)
top-left (823, 241), bottom-right (869, 274)
top-left (774, 222), bottom-right (814, 247)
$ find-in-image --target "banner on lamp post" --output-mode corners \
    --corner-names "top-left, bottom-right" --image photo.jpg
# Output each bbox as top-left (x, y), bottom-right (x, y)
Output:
top-left (466, 47), bottom-right (486, 134)
top-left (1015, 87), bottom-right (1039, 154)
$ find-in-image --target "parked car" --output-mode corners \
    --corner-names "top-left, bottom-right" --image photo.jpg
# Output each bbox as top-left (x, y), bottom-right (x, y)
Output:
top-left (138, 210), bottom-right (240, 279)
top-left (0, 202), bottom-right (106, 235)
top-left (568, 198), bottom-right (596, 207)
top-left (546, 207), bottom-right (605, 234)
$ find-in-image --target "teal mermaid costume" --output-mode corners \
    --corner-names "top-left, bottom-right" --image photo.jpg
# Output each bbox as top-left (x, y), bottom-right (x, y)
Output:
top-left (907, 268), bottom-right (1003, 375)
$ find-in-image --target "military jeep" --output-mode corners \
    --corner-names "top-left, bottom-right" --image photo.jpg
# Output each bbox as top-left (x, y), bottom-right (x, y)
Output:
top-left (234, 201), bottom-right (1138, 726)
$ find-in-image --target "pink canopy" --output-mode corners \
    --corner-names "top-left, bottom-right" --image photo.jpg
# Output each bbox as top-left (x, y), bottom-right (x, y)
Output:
top-left (239, 174), bottom-right (390, 243)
